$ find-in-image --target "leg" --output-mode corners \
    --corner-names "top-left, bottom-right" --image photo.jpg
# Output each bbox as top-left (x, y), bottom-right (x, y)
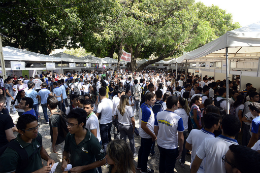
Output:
top-left (118, 124), bottom-right (127, 141)
top-left (140, 138), bottom-right (153, 172)
top-left (181, 131), bottom-right (188, 164)
top-left (41, 104), bottom-right (48, 122)
top-left (62, 99), bottom-right (66, 113)
top-left (108, 122), bottom-right (112, 142)
top-left (125, 125), bottom-right (136, 155)
top-left (150, 141), bottom-right (155, 155)
top-left (100, 124), bottom-right (109, 151)
top-left (164, 148), bottom-right (178, 173)
top-left (6, 97), bottom-right (12, 114)
top-left (158, 145), bottom-right (166, 173)
top-left (33, 104), bottom-right (39, 120)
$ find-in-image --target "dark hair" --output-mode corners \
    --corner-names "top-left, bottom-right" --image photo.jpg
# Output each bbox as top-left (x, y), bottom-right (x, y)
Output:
top-left (196, 87), bottom-right (202, 93)
top-left (246, 83), bottom-right (252, 87)
top-left (248, 102), bottom-right (260, 113)
top-left (249, 92), bottom-right (259, 100)
top-left (107, 140), bottom-right (135, 173)
top-left (222, 115), bottom-right (240, 137)
top-left (229, 144), bottom-right (260, 173)
top-left (17, 114), bottom-right (37, 132)
top-left (176, 86), bottom-right (181, 91)
top-left (204, 99), bottom-right (213, 108)
top-left (0, 94), bottom-right (6, 103)
top-left (28, 83), bottom-right (34, 89)
top-left (22, 97), bottom-right (34, 108)
top-left (83, 99), bottom-right (94, 108)
top-left (47, 96), bottom-right (59, 109)
top-left (126, 88), bottom-right (131, 94)
top-left (190, 95), bottom-right (201, 107)
top-left (99, 87), bottom-right (106, 96)
top-left (155, 90), bottom-right (163, 99)
top-left (234, 95), bottom-right (244, 108)
top-left (145, 92), bottom-right (155, 102)
top-left (53, 82), bottom-right (57, 86)
top-left (42, 82), bottom-right (47, 87)
top-left (166, 96), bottom-right (178, 109)
top-left (71, 94), bottom-right (79, 101)
top-left (203, 113), bottom-right (221, 129)
top-left (183, 92), bottom-right (190, 99)
top-left (67, 108), bottom-right (87, 127)
top-left (134, 79), bottom-right (138, 84)
top-left (218, 88), bottom-right (226, 97)
top-left (78, 95), bottom-right (85, 105)
top-left (148, 83), bottom-right (154, 89)
top-left (205, 105), bottom-right (220, 114)
top-left (163, 92), bottom-right (171, 102)
top-left (57, 80), bottom-right (61, 84)
top-left (203, 86), bottom-right (209, 93)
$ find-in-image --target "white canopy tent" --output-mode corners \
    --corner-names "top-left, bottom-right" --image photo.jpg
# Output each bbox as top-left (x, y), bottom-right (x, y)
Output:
top-left (176, 21), bottom-right (260, 113)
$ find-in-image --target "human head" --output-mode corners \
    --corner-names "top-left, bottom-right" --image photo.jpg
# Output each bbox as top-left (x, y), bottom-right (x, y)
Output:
top-left (155, 90), bottom-right (163, 100)
top-left (246, 83), bottom-right (252, 90)
top-left (20, 97), bottom-right (34, 110)
top-left (71, 94), bottom-right (79, 106)
top-left (163, 92), bottom-right (171, 102)
top-left (148, 83), bottom-right (154, 92)
top-left (249, 92), bottom-right (259, 102)
top-left (47, 96), bottom-right (58, 110)
top-left (203, 86), bottom-right (209, 95)
top-left (134, 79), bottom-right (138, 84)
top-left (41, 82), bottom-right (47, 88)
top-left (106, 140), bottom-right (135, 173)
top-left (248, 102), bottom-right (260, 117)
top-left (66, 108), bottom-right (87, 134)
top-left (166, 96), bottom-right (178, 110)
top-left (83, 99), bottom-right (94, 115)
top-left (205, 105), bottom-right (220, 115)
top-left (225, 144), bottom-right (260, 173)
top-left (53, 82), bottom-right (57, 87)
top-left (203, 113), bottom-right (221, 130)
top-left (218, 88), bottom-right (226, 97)
top-left (0, 95), bottom-right (6, 111)
top-left (190, 96), bottom-right (202, 107)
top-left (99, 87), bottom-right (106, 96)
top-left (28, 83), bottom-right (34, 89)
top-left (222, 115), bottom-right (240, 137)
top-left (17, 114), bottom-right (38, 139)
top-left (145, 92), bottom-right (156, 106)
top-left (126, 88), bottom-right (131, 97)
top-left (204, 99), bottom-right (213, 109)
top-left (195, 87), bottom-right (202, 94)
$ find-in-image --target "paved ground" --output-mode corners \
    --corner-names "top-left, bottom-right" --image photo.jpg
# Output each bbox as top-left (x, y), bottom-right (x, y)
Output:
top-left (10, 107), bottom-right (191, 173)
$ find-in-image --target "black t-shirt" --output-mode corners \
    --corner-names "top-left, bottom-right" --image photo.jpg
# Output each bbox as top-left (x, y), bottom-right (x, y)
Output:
top-left (0, 113), bottom-right (14, 147)
top-left (49, 113), bottom-right (65, 145)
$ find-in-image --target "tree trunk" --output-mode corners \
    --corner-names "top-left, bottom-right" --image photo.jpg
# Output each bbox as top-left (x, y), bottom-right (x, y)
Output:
top-left (117, 42), bottom-right (123, 72)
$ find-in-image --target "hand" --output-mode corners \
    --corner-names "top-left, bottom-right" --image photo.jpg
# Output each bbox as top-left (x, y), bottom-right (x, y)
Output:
top-left (34, 166), bottom-right (51, 173)
top-left (11, 97), bottom-right (14, 101)
top-left (52, 144), bottom-right (56, 153)
top-left (47, 158), bottom-right (55, 168)
top-left (61, 160), bottom-right (68, 172)
top-left (152, 134), bottom-right (157, 142)
top-left (70, 166), bottom-right (84, 173)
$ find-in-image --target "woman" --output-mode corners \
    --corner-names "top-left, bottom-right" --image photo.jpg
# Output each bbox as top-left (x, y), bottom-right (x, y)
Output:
top-left (106, 140), bottom-right (136, 173)
top-left (189, 96), bottom-right (202, 129)
top-left (116, 95), bottom-right (136, 155)
top-left (14, 90), bottom-right (26, 116)
top-left (233, 95), bottom-right (245, 127)
top-left (175, 97), bottom-right (190, 168)
top-left (162, 92), bottom-right (171, 110)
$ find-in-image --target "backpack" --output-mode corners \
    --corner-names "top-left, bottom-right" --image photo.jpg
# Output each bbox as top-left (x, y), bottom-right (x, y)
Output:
top-left (73, 83), bottom-right (80, 95)
top-left (124, 81), bottom-right (131, 91)
top-left (0, 135), bottom-right (42, 173)
top-left (229, 104), bottom-right (236, 116)
top-left (215, 98), bottom-right (226, 108)
top-left (134, 85), bottom-right (141, 101)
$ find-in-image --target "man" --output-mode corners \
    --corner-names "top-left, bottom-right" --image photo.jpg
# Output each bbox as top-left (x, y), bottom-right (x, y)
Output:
top-left (5, 77), bottom-right (14, 113)
top-left (0, 95), bottom-right (15, 148)
top-left (0, 114), bottom-right (55, 173)
top-left (201, 86), bottom-right (209, 108)
top-left (47, 96), bottom-right (66, 161)
top-left (224, 144), bottom-right (260, 173)
top-left (20, 97), bottom-right (37, 119)
top-left (154, 96), bottom-right (184, 173)
top-left (66, 94), bottom-right (80, 115)
top-left (38, 82), bottom-right (51, 123)
top-left (32, 75), bottom-right (42, 92)
top-left (26, 83), bottom-right (39, 119)
top-left (62, 108), bottom-right (106, 173)
top-left (133, 79), bottom-right (142, 116)
top-left (186, 113), bottom-right (221, 173)
top-left (61, 79), bottom-right (69, 108)
top-left (53, 82), bottom-right (63, 111)
top-left (191, 115), bottom-right (240, 173)
top-left (243, 83), bottom-right (252, 95)
top-left (137, 92), bottom-right (156, 173)
top-left (96, 87), bottom-right (113, 150)
top-left (247, 102), bottom-right (260, 148)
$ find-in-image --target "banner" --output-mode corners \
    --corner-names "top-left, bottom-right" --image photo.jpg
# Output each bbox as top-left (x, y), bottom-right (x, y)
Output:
top-left (69, 63), bottom-right (76, 68)
top-left (120, 50), bottom-right (131, 62)
top-left (11, 61), bottom-right (25, 70)
top-left (46, 63), bottom-right (55, 70)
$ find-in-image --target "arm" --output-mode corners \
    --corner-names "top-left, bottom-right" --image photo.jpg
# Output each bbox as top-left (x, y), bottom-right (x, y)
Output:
top-left (96, 113), bottom-right (100, 118)
top-left (62, 151), bottom-right (69, 171)
top-left (190, 155), bottom-right (203, 173)
top-left (40, 146), bottom-right (55, 167)
top-left (52, 127), bottom-right (58, 153)
top-left (131, 116), bottom-right (135, 133)
top-left (5, 128), bottom-right (15, 142)
top-left (6, 89), bottom-right (14, 100)
top-left (154, 126), bottom-right (159, 136)
top-left (177, 131), bottom-right (184, 159)
top-left (70, 159), bottom-right (106, 173)
top-left (248, 133), bottom-right (259, 148)
top-left (185, 142), bottom-right (192, 151)
top-left (193, 109), bottom-right (201, 129)
top-left (90, 129), bottom-right (97, 138)
top-left (141, 121), bottom-right (156, 141)
top-left (238, 110), bottom-right (243, 127)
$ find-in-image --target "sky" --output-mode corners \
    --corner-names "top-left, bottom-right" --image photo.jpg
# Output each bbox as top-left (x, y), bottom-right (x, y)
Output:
top-left (195, 0), bottom-right (260, 27)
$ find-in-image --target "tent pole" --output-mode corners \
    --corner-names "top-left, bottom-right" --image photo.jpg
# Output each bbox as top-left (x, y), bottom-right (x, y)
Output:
top-left (185, 60), bottom-right (188, 82)
top-left (0, 36), bottom-right (6, 80)
top-left (226, 47), bottom-right (229, 114)
top-left (176, 62), bottom-right (177, 78)
top-left (257, 57), bottom-right (260, 77)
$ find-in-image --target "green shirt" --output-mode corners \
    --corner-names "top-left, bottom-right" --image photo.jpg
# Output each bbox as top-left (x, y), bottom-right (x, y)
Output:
top-left (0, 133), bottom-right (43, 173)
top-left (64, 130), bottom-right (105, 173)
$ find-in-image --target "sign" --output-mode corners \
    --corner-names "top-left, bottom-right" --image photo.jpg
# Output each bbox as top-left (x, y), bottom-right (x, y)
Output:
top-left (11, 61), bottom-right (25, 70)
top-left (46, 63), bottom-right (55, 70)
top-left (206, 62), bottom-right (210, 69)
top-left (69, 63), bottom-right (76, 68)
top-left (120, 50), bottom-right (131, 62)
top-left (86, 63), bottom-right (90, 67)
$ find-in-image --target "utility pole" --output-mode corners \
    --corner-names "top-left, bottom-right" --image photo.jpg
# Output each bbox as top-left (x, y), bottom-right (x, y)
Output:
top-left (0, 35), bottom-right (6, 80)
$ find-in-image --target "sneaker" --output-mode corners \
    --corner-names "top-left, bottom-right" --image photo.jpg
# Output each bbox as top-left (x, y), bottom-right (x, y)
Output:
top-left (178, 159), bottom-right (185, 168)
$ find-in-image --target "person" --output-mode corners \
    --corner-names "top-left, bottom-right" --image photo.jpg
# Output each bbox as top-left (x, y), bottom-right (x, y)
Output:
top-left (191, 114), bottom-right (240, 173)
top-left (106, 140), bottom-right (136, 173)
top-left (0, 114), bottom-right (55, 173)
top-left (0, 95), bottom-right (15, 148)
top-left (189, 96), bottom-right (202, 129)
top-left (53, 82), bottom-right (63, 111)
top-left (224, 144), bottom-right (260, 173)
top-left (154, 96), bottom-right (184, 173)
top-left (66, 94), bottom-right (79, 115)
top-left (14, 90), bottom-right (26, 116)
top-left (5, 77), bottom-right (14, 113)
top-left (96, 87), bottom-right (113, 151)
top-left (25, 83), bottom-right (39, 119)
top-left (38, 82), bottom-right (51, 123)
top-left (62, 108), bottom-right (106, 173)
top-left (116, 95), bottom-right (136, 155)
top-left (137, 92), bottom-right (156, 173)
top-left (20, 97), bottom-right (37, 119)
top-left (175, 97), bottom-right (190, 168)
top-left (47, 96), bottom-right (66, 161)
top-left (58, 80), bottom-right (67, 113)
top-left (32, 75), bottom-right (42, 92)
top-left (133, 79), bottom-right (142, 116)
top-left (247, 102), bottom-right (260, 148)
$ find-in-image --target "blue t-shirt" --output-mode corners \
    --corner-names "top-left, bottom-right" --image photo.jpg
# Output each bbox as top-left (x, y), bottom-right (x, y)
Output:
top-left (60, 85), bottom-right (67, 99)
top-left (251, 116), bottom-right (260, 134)
top-left (53, 87), bottom-right (62, 101)
top-left (23, 109), bottom-right (37, 119)
top-left (152, 100), bottom-right (164, 116)
top-left (25, 90), bottom-right (38, 105)
top-left (38, 88), bottom-right (51, 104)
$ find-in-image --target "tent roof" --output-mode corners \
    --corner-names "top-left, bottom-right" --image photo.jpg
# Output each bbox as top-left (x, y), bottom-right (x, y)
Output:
top-left (51, 52), bottom-right (89, 63)
top-left (3, 46), bottom-right (61, 62)
top-left (176, 21), bottom-right (260, 63)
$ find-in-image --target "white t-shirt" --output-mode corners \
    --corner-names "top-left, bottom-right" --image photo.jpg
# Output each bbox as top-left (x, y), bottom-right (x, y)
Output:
top-left (201, 95), bottom-right (208, 104)
top-left (112, 95), bottom-right (120, 116)
top-left (178, 80), bottom-right (183, 87)
top-left (162, 102), bottom-right (167, 110)
top-left (209, 88), bottom-right (214, 99)
top-left (85, 112), bottom-right (101, 142)
top-left (174, 108), bottom-right (189, 130)
top-left (116, 106), bottom-right (134, 125)
top-left (196, 135), bottom-right (238, 173)
top-left (252, 140), bottom-right (260, 151)
top-left (235, 104), bottom-right (244, 119)
top-left (32, 79), bottom-right (42, 89)
top-left (97, 98), bottom-right (113, 124)
top-left (155, 110), bottom-right (184, 149)
top-left (186, 129), bottom-right (215, 173)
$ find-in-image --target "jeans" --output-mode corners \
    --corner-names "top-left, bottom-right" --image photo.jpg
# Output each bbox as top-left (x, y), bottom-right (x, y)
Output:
top-left (150, 141), bottom-right (155, 155)
top-left (134, 100), bottom-right (140, 116)
top-left (64, 98), bottom-right (69, 107)
top-left (242, 123), bottom-right (251, 146)
top-left (181, 131), bottom-right (189, 163)
top-left (137, 138), bottom-right (153, 172)
top-left (41, 104), bottom-right (48, 122)
top-left (118, 123), bottom-right (135, 154)
top-left (6, 97), bottom-right (12, 114)
top-left (100, 123), bottom-right (112, 151)
top-left (62, 99), bottom-right (66, 113)
top-left (33, 104), bottom-right (39, 120)
top-left (57, 101), bottom-right (62, 111)
top-left (158, 146), bottom-right (179, 173)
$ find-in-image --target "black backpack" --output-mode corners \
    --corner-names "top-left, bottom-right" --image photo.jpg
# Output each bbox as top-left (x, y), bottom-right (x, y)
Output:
top-left (124, 81), bottom-right (131, 91)
top-left (215, 98), bottom-right (226, 108)
top-left (0, 135), bottom-right (42, 173)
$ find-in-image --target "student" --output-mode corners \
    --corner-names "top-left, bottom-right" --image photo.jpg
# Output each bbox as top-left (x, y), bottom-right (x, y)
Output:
top-left (66, 94), bottom-right (80, 115)
top-left (5, 77), bottom-right (14, 113)
top-left (58, 80), bottom-right (67, 113)
top-left (247, 102), bottom-right (260, 148)
top-left (189, 96), bottom-right (202, 129)
top-left (38, 82), bottom-right (51, 123)
top-left (25, 83), bottom-right (39, 119)
top-left (32, 75), bottom-right (42, 92)
top-left (0, 114), bottom-right (55, 173)
top-left (53, 82), bottom-right (63, 111)
top-left (137, 92), bottom-right (156, 173)
top-left (20, 97), bottom-right (37, 120)
top-left (191, 115), bottom-right (240, 173)
top-left (62, 108), bottom-right (106, 173)
top-left (154, 96), bottom-right (184, 172)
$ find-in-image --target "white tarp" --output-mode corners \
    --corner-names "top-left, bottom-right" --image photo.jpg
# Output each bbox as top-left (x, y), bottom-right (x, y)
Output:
top-left (176, 21), bottom-right (260, 63)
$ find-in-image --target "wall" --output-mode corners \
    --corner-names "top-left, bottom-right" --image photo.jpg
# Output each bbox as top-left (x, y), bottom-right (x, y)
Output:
top-left (201, 70), bottom-right (214, 78)
top-left (215, 72), bottom-right (232, 81)
top-left (241, 75), bottom-right (260, 92)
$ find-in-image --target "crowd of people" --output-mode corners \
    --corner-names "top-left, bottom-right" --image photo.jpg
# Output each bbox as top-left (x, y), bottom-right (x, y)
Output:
top-left (0, 68), bottom-right (260, 173)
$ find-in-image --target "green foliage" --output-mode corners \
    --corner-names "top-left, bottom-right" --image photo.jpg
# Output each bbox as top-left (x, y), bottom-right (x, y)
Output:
top-left (64, 48), bottom-right (93, 57)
